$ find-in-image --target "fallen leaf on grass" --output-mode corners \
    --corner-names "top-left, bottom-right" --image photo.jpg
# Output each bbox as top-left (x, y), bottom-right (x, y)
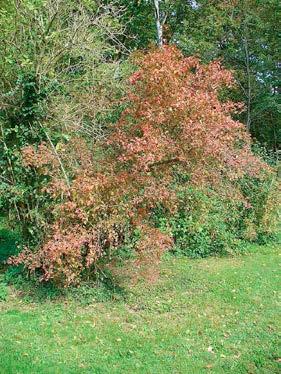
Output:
top-left (207, 346), bottom-right (214, 354)
top-left (204, 364), bottom-right (213, 369)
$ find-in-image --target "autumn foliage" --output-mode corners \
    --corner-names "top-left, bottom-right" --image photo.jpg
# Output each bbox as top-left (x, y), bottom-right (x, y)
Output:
top-left (8, 46), bottom-right (271, 286)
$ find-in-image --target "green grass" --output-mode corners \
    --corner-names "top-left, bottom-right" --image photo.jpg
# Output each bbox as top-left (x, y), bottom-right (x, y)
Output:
top-left (0, 234), bottom-right (280, 373)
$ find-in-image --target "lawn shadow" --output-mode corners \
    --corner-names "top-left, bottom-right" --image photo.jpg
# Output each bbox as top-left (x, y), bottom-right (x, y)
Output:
top-left (4, 264), bottom-right (127, 305)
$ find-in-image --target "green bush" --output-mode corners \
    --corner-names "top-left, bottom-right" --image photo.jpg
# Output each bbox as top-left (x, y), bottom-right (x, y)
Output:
top-left (153, 188), bottom-right (240, 258)
top-left (0, 218), bottom-right (21, 263)
top-left (238, 174), bottom-right (280, 243)
top-left (153, 174), bottom-right (280, 258)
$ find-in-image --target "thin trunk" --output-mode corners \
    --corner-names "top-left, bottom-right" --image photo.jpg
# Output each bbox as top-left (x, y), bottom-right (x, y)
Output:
top-left (154, 0), bottom-right (163, 47)
top-left (243, 35), bottom-right (251, 131)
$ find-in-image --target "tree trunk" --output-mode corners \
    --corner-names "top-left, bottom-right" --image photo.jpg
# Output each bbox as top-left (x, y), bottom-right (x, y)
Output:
top-left (242, 32), bottom-right (251, 131)
top-left (153, 0), bottom-right (163, 47)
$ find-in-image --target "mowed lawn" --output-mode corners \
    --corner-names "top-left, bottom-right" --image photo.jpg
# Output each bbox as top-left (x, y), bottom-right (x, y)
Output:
top-left (0, 231), bottom-right (280, 373)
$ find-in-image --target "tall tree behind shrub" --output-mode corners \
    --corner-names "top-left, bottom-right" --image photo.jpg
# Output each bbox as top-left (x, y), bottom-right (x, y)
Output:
top-left (175, 0), bottom-right (280, 150)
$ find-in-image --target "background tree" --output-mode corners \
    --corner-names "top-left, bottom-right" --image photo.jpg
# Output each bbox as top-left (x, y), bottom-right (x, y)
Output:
top-left (176, 0), bottom-right (280, 150)
top-left (114, 0), bottom-right (194, 49)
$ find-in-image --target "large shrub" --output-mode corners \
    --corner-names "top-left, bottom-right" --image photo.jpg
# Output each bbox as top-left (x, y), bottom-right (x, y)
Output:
top-left (8, 46), bottom-right (277, 286)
